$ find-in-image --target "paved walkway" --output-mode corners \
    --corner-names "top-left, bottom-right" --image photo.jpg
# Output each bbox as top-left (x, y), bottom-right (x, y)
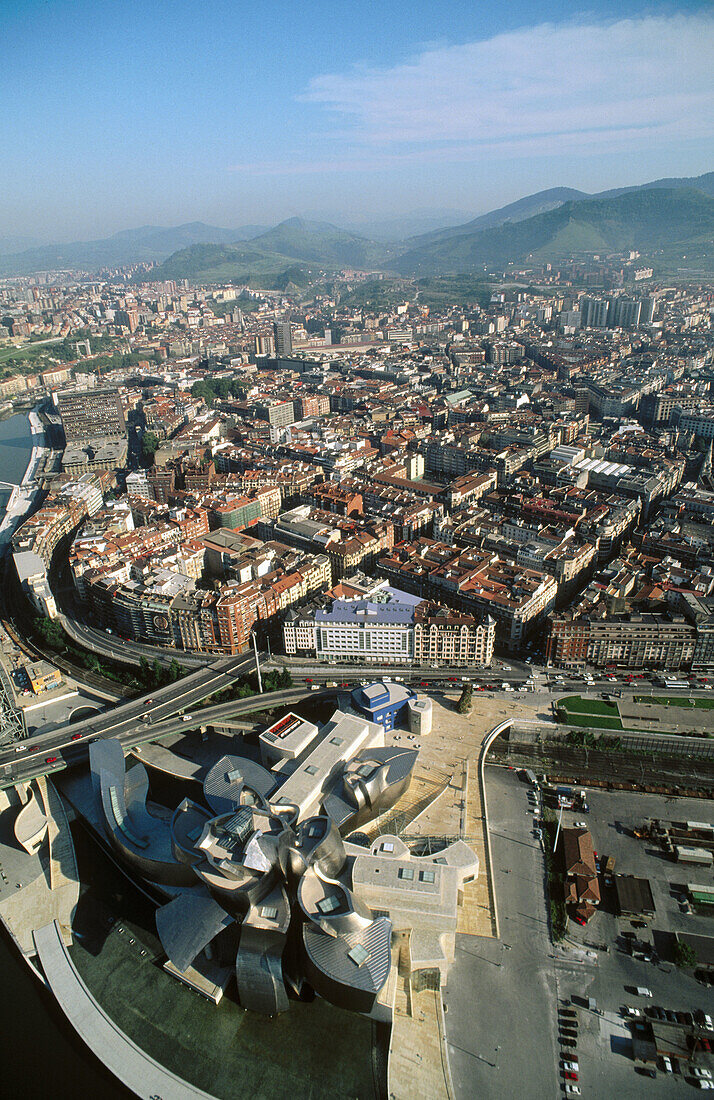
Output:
top-left (382, 693), bottom-right (538, 1099)
top-left (34, 920), bottom-right (218, 1100)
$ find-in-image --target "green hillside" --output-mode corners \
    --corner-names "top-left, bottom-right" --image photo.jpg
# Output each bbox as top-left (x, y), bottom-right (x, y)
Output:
top-left (147, 218), bottom-right (391, 284)
top-left (249, 217), bottom-right (391, 269)
top-left (395, 188), bottom-right (714, 275)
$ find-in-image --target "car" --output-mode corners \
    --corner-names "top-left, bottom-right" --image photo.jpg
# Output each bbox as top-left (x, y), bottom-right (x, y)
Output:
top-left (564, 1071), bottom-right (578, 1081)
top-left (304, 679), bottom-right (313, 684)
top-left (636, 1066), bottom-right (657, 1078)
top-left (181, 714), bottom-right (191, 722)
top-left (340, 682), bottom-right (349, 687)
top-left (693, 1082), bottom-right (714, 1090)
top-left (502, 665), bottom-right (512, 671)
top-left (562, 1060), bottom-right (579, 1072)
top-left (561, 1037), bottom-right (577, 1048)
top-left (654, 1007), bottom-right (667, 1021)
top-left (565, 1087), bottom-right (580, 1098)
top-left (145, 697), bottom-right (153, 704)
top-left (624, 1007), bottom-right (642, 1018)
top-left (681, 1012), bottom-right (695, 1027)
top-left (45, 756), bottom-right (57, 764)
top-left (701, 1039), bottom-right (713, 1053)
top-left (692, 1068), bottom-right (713, 1080)
top-left (448, 677), bottom-right (458, 682)
top-left (71, 733), bottom-right (82, 740)
top-left (420, 681), bottom-right (429, 687)
top-left (697, 1012), bottom-right (714, 1031)
top-left (573, 820), bottom-right (587, 828)
top-left (659, 1055), bottom-right (673, 1073)
top-left (676, 1011), bottom-right (689, 1025)
top-left (665, 1010), bottom-right (678, 1023)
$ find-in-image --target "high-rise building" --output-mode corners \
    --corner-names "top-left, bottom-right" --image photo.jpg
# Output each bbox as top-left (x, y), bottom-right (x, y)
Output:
top-left (57, 387), bottom-right (127, 443)
top-left (274, 320), bottom-right (293, 356)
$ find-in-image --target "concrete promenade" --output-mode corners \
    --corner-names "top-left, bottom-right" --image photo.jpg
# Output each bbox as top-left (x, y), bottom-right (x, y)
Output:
top-left (34, 920), bottom-right (219, 1100)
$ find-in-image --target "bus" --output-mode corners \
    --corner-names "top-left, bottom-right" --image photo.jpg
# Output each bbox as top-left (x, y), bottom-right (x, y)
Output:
top-left (664, 679), bottom-right (688, 689)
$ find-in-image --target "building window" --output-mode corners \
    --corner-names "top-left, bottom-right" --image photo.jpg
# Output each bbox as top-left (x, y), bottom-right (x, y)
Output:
top-left (420, 870), bottom-right (436, 883)
top-left (348, 944), bottom-right (370, 967)
top-left (329, 736), bottom-right (344, 746)
top-left (398, 867), bottom-right (414, 880)
top-left (317, 894), bottom-right (342, 914)
top-left (305, 765), bottom-right (318, 775)
top-left (261, 905), bottom-right (278, 920)
top-left (381, 842), bottom-right (394, 853)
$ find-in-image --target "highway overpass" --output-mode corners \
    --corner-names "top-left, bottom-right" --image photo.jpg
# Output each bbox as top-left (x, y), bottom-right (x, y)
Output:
top-left (0, 652), bottom-right (259, 787)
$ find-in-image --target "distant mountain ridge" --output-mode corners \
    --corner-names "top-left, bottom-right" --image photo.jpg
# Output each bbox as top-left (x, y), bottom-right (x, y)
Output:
top-left (1, 169), bottom-right (712, 279)
top-left (0, 221), bottom-right (269, 275)
top-left (394, 187), bottom-right (714, 275)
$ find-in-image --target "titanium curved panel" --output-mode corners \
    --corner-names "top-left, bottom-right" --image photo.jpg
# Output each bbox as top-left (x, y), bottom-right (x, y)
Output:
top-left (301, 915), bottom-right (392, 1014)
top-left (156, 889), bottom-right (234, 973)
top-left (235, 924), bottom-right (289, 1016)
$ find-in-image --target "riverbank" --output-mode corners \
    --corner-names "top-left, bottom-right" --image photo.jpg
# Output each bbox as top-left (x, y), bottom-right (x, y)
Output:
top-left (0, 406), bottom-right (48, 553)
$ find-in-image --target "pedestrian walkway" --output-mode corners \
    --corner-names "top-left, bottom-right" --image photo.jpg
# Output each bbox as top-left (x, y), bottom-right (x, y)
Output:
top-left (34, 920), bottom-right (218, 1100)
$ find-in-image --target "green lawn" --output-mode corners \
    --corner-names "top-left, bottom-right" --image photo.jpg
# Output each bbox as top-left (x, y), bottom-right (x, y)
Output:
top-left (560, 711), bottom-right (624, 731)
top-left (558, 695), bottom-right (620, 717)
top-left (634, 695), bottom-right (714, 709)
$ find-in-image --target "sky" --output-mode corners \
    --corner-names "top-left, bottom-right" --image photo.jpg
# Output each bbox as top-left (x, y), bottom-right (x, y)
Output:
top-left (1, 0), bottom-right (713, 242)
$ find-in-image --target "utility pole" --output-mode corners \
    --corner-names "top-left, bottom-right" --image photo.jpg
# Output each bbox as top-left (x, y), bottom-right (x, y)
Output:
top-left (252, 632), bottom-right (263, 693)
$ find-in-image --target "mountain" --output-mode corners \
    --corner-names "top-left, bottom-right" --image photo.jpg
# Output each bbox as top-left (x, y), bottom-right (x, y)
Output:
top-left (592, 171), bottom-right (714, 203)
top-left (246, 217), bottom-right (390, 269)
top-left (395, 188), bottom-right (714, 275)
top-left (147, 218), bottom-right (392, 283)
top-left (0, 222), bottom-right (269, 276)
top-left (408, 188), bottom-right (588, 249)
top-left (0, 235), bottom-right (46, 257)
top-left (406, 173), bottom-right (714, 253)
top-left (342, 209), bottom-right (476, 242)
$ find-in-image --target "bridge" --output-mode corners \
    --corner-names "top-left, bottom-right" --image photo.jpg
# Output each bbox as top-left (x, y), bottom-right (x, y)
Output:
top-left (0, 652), bottom-right (261, 787)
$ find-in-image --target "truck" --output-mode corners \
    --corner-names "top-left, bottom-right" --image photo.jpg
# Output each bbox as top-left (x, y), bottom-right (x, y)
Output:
top-left (675, 845), bottom-right (714, 866)
top-left (605, 855), bottom-right (616, 873)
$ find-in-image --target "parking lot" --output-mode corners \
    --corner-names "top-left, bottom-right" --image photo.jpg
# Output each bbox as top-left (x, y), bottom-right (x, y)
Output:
top-left (445, 768), bottom-right (714, 1098)
top-left (553, 788), bottom-right (714, 1095)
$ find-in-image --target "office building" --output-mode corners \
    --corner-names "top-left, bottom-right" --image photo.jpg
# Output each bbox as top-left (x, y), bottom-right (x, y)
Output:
top-left (57, 387), bottom-right (127, 443)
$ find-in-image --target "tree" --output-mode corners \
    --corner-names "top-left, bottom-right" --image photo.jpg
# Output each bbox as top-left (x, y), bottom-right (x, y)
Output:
top-left (36, 617), bottom-right (65, 650)
top-left (456, 685), bottom-right (473, 715)
top-left (673, 941), bottom-right (697, 968)
top-left (141, 431), bottom-right (160, 465)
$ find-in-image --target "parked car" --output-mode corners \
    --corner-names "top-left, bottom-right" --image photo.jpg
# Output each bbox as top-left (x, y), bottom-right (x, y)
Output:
top-left (562, 1060), bottom-right (579, 1072)
top-left (45, 756), bottom-right (57, 764)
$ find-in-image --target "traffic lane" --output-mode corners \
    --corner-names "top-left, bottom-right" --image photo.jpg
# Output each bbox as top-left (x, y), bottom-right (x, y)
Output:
top-left (444, 766), bottom-right (558, 1100)
top-left (0, 658), bottom-right (255, 760)
top-left (6, 684), bottom-right (310, 760)
top-left (2, 687), bottom-right (315, 782)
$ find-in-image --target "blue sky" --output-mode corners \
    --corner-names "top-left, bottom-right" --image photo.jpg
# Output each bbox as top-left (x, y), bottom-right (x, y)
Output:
top-left (1, 0), bottom-right (713, 240)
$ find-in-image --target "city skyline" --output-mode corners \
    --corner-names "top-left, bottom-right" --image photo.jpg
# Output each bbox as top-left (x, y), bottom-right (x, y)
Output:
top-left (1, 1), bottom-right (713, 241)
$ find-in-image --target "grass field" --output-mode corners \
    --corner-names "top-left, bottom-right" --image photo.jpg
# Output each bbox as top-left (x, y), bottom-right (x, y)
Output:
top-left (558, 695), bottom-right (620, 717)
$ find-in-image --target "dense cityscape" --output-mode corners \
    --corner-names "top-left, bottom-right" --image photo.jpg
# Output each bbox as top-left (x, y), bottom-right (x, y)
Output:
top-left (1, 2), bottom-right (714, 1098)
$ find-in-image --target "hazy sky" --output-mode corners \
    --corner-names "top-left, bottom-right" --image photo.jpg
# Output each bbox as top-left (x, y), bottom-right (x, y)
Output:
top-left (1, 0), bottom-right (713, 241)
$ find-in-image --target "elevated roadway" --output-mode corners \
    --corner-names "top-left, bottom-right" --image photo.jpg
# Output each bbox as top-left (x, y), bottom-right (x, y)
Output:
top-left (0, 653), bottom-right (257, 787)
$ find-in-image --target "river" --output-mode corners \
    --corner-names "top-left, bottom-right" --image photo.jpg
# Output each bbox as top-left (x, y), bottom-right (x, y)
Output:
top-left (0, 413), bottom-right (130, 1096)
top-left (0, 412), bottom-right (37, 486)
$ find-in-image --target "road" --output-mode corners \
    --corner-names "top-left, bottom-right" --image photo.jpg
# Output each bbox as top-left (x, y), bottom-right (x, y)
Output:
top-left (444, 766), bottom-right (559, 1100)
top-left (0, 653), bottom-right (257, 785)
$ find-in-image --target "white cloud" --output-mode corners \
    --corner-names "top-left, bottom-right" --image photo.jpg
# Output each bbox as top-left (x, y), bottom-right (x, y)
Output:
top-left (302, 14), bottom-right (714, 155)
